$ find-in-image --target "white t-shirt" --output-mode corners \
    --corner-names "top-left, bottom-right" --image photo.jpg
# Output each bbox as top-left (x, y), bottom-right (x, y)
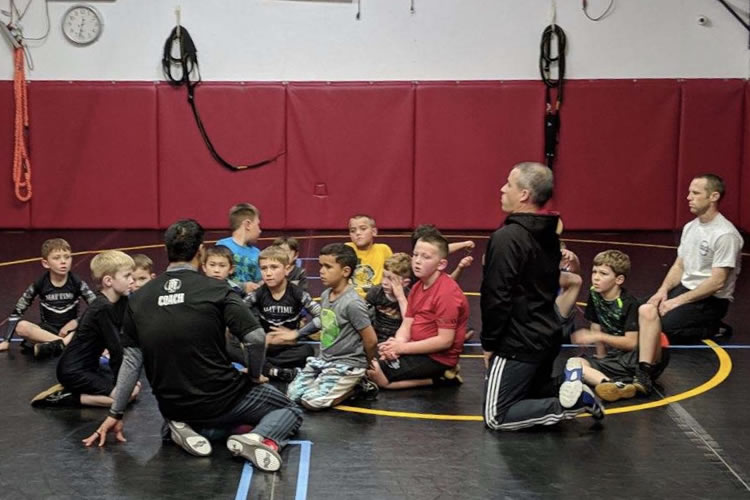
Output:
top-left (677, 213), bottom-right (743, 301)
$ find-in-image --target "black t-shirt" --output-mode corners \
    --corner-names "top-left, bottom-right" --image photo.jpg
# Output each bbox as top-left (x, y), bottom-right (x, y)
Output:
top-left (58, 293), bottom-right (127, 380)
top-left (122, 267), bottom-right (261, 421)
top-left (365, 285), bottom-right (407, 342)
top-left (11, 272), bottom-right (96, 329)
top-left (584, 287), bottom-right (640, 336)
top-left (245, 283), bottom-right (313, 332)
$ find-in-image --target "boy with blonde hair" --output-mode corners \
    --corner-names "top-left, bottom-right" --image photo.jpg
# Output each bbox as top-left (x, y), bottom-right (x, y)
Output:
top-left (130, 254), bottom-right (156, 292)
top-left (32, 251), bottom-right (141, 407)
top-left (273, 236), bottom-right (308, 291)
top-left (246, 246), bottom-right (321, 382)
top-left (346, 214), bottom-right (393, 297)
top-left (564, 250), bottom-right (669, 402)
top-left (367, 233), bottom-right (469, 390)
top-left (217, 203), bottom-right (263, 293)
top-left (287, 243), bottom-right (378, 409)
top-left (1, 238), bottom-right (97, 358)
top-left (366, 252), bottom-right (411, 343)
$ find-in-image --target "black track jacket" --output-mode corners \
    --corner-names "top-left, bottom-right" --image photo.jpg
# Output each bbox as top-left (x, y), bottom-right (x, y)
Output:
top-left (480, 212), bottom-right (562, 362)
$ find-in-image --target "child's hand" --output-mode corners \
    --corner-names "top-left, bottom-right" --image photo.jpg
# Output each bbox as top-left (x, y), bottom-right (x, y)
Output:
top-left (462, 240), bottom-right (475, 253)
top-left (267, 326), bottom-right (298, 345)
top-left (0, 341), bottom-right (9, 352)
top-left (457, 256), bottom-right (474, 269)
top-left (390, 278), bottom-right (406, 301)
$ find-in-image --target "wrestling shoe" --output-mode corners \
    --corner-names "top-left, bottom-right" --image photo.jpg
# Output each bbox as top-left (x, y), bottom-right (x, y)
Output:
top-left (168, 421), bottom-right (212, 457)
top-left (33, 339), bottom-right (64, 360)
top-left (30, 384), bottom-right (78, 408)
top-left (226, 433), bottom-right (282, 472)
top-left (352, 377), bottom-right (380, 401)
top-left (559, 357), bottom-right (584, 408)
top-left (632, 368), bottom-right (654, 396)
top-left (577, 385), bottom-right (605, 420)
top-left (595, 380), bottom-right (636, 402)
top-left (269, 367), bottom-right (300, 383)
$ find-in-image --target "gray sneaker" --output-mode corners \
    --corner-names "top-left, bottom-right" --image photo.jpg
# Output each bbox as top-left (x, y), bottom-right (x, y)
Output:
top-left (167, 421), bottom-right (212, 457)
top-left (226, 433), bottom-right (282, 472)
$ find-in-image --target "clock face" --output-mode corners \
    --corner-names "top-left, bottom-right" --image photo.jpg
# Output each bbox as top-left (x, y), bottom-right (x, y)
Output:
top-left (62, 5), bottom-right (103, 45)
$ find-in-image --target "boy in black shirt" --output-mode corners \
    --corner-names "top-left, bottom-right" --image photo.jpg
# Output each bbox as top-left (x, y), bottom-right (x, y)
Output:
top-left (365, 252), bottom-right (411, 343)
top-left (272, 236), bottom-right (309, 291)
top-left (246, 246), bottom-right (321, 382)
top-left (0, 238), bottom-right (97, 358)
top-left (568, 250), bottom-right (669, 402)
top-left (31, 251), bottom-right (141, 407)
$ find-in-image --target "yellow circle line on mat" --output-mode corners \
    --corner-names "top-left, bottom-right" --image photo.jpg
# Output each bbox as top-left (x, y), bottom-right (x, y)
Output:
top-left (334, 340), bottom-right (731, 421)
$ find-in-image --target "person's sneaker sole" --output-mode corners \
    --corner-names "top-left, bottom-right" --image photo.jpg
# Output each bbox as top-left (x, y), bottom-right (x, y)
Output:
top-left (226, 435), bottom-right (282, 472)
top-left (595, 381), bottom-right (636, 402)
top-left (30, 383), bottom-right (65, 407)
top-left (168, 421), bottom-right (212, 457)
top-left (559, 358), bottom-right (584, 408)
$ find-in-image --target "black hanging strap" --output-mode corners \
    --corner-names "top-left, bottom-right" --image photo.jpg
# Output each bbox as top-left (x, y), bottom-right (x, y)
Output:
top-left (539, 23), bottom-right (566, 169)
top-left (162, 26), bottom-right (283, 171)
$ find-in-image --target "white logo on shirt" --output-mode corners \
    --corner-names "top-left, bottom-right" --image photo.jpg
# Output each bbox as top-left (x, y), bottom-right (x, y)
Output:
top-left (164, 279), bottom-right (182, 293)
top-left (699, 240), bottom-right (710, 257)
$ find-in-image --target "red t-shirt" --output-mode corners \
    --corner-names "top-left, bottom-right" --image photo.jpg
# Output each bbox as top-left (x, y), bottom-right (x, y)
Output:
top-left (406, 272), bottom-right (469, 367)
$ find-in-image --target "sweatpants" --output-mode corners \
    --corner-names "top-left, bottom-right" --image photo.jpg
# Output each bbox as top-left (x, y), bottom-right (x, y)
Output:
top-left (483, 354), bottom-right (584, 431)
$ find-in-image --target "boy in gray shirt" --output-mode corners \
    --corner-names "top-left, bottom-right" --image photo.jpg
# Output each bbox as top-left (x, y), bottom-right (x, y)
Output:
top-left (287, 244), bottom-right (377, 410)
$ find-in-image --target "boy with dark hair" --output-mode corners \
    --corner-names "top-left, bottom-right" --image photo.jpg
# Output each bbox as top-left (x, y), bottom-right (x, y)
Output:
top-left (246, 246), bottom-right (321, 382)
top-left (287, 243), bottom-right (378, 410)
top-left (1, 238), bottom-right (97, 358)
top-left (567, 250), bottom-right (669, 402)
top-left (367, 233), bottom-right (469, 389)
top-left (272, 236), bottom-right (308, 291)
top-left (410, 224), bottom-right (475, 281)
top-left (130, 254), bottom-right (156, 292)
top-left (366, 252), bottom-right (411, 343)
top-left (32, 251), bottom-right (142, 408)
top-left (346, 214), bottom-right (393, 297)
top-left (217, 203), bottom-right (263, 294)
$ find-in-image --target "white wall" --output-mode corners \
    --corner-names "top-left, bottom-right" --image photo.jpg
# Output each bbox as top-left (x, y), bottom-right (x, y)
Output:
top-left (1, 0), bottom-right (749, 81)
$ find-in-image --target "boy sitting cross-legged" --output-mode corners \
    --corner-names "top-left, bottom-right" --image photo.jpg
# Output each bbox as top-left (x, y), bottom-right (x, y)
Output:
top-left (365, 252), bottom-right (412, 343)
top-left (367, 232), bottom-right (469, 390)
top-left (564, 250), bottom-right (669, 402)
top-left (1, 238), bottom-right (97, 358)
top-left (346, 214), bottom-right (393, 297)
top-left (245, 246), bottom-right (321, 382)
top-left (31, 251), bottom-right (141, 407)
top-left (286, 244), bottom-right (378, 410)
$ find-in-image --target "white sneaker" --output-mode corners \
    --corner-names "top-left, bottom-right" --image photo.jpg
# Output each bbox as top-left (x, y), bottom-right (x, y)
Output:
top-left (168, 421), bottom-right (212, 457)
top-left (559, 357), bottom-right (584, 409)
top-left (226, 432), bottom-right (282, 472)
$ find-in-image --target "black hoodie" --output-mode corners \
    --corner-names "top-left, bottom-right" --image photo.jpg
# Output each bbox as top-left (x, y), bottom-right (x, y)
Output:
top-left (480, 212), bottom-right (562, 362)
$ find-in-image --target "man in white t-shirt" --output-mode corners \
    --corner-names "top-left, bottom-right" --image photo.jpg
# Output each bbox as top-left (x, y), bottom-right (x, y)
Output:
top-left (634, 174), bottom-right (743, 395)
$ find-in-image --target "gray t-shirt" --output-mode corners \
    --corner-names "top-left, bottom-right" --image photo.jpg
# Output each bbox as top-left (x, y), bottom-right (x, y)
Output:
top-left (319, 286), bottom-right (371, 368)
top-left (678, 213), bottom-right (743, 301)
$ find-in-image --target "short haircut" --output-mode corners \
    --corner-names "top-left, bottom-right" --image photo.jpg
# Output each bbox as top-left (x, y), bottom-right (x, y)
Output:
top-left (273, 236), bottom-right (299, 253)
top-left (41, 238), bottom-right (71, 259)
top-left (593, 249), bottom-right (631, 277)
top-left (229, 203), bottom-right (260, 231)
top-left (91, 250), bottom-right (135, 284)
top-left (695, 173), bottom-right (725, 201)
top-left (164, 219), bottom-right (205, 263)
top-left (411, 224), bottom-right (440, 248)
top-left (514, 162), bottom-right (554, 207)
top-left (384, 253), bottom-right (411, 278)
top-left (349, 214), bottom-right (376, 228)
top-left (131, 254), bottom-right (153, 272)
top-left (320, 243), bottom-right (358, 278)
top-left (259, 246), bottom-right (290, 267)
top-left (417, 233), bottom-right (449, 259)
top-left (204, 245), bottom-right (234, 265)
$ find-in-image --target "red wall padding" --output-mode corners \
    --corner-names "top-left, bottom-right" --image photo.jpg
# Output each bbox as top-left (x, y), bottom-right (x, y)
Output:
top-left (554, 80), bottom-right (681, 230)
top-left (27, 82), bottom-right (159, 228)
top-left (414, 82), bottom-right (544, 230)
top-left (157, 83), bottom-right (286, 229)
top-left (285, 83), bottom-right (414, 229)
top-left (676, 80), bottom-right (743, 228)
top-left (0, 81), bottom-right (31, 228)
top-left (0, 79), bottom-right (748, 231)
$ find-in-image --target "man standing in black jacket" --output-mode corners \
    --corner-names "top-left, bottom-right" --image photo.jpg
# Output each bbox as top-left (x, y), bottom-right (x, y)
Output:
top-left (481, 162), bottom-right (603, 430)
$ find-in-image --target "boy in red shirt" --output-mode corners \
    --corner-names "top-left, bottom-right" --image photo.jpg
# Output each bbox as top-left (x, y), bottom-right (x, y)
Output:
top-left (367, 232), bottom-right (468, 389)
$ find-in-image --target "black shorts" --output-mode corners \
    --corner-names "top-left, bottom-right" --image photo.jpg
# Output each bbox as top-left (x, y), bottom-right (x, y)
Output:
top-left (661, 285), bottom-right (730, 343)
top-left (58, 366), bottom-right (115, 396)
top-left (585, 348), bottom-right (670, 382)
top-left (40, 322), bottom-right (61, 335)
top-left (379, 355), bottom-right (450, 383)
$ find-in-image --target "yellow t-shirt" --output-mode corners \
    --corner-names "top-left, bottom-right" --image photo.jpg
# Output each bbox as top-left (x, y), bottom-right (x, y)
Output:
top-left (345, 242), bottom-right (393, 297)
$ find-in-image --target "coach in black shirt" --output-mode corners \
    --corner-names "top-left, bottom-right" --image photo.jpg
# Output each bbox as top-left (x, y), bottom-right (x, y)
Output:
top-left (84, 219), bottom-right (302, 473)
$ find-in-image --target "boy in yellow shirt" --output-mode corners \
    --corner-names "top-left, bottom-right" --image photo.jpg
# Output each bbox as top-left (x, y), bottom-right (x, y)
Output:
top-left (346, 214), bottom-right (393, 297)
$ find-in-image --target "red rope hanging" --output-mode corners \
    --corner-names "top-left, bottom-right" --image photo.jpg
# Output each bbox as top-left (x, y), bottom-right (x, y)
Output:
top-left (13, 46), bottom-right (31, 202)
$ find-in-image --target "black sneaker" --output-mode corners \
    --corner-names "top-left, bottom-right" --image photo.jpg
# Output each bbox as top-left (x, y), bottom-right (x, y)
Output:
top-left (352, 377), bottom-right (379, 401)
top-left (30, 384), bottom-right (77, 407)
top-left (632, 368), bottom-right (654, 396)
top-left (270, 367), bottom-right (300, 383)
top-left (34, 339), bottom-right (64, 360)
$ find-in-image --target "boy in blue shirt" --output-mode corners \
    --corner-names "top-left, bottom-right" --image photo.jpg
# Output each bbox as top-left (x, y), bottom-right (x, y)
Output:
top-left (217, 203), bottom-right (263, 294)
